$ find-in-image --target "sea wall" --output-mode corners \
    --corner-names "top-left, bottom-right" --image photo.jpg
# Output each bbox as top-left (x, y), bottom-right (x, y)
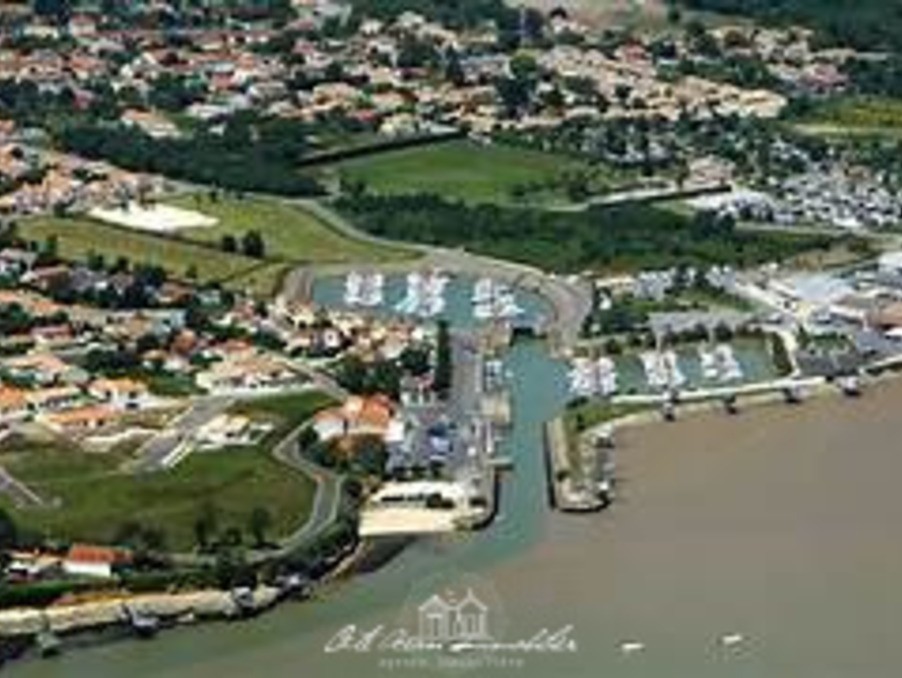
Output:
top-left (0, 587), bottom-right (281, 638)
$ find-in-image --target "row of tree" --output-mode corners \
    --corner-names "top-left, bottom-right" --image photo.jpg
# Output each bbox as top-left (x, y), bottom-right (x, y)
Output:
top-left (58, 115), bottom-right (324, 197)
top-left (337, 193), bottom-right (836, 273)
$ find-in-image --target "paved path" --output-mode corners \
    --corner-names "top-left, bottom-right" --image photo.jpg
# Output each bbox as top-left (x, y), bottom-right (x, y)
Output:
top-left (0, 464), bottom-right (43, 508)
top-left (170, 422), bottom-right (345, 568)
top-left (253, 424), bottom-right (345, 563)
top-left (286, 199), bottom-right (593, 350)
top-left (128, 397), bottom-right (233, 474)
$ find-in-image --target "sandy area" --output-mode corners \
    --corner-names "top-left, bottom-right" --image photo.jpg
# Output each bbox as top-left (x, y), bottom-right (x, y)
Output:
top-left (88, 203), bottom-right (218, 233)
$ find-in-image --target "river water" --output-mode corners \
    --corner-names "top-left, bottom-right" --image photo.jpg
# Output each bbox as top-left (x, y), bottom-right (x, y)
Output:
top-left (13, 294), bottom-right (902, 676)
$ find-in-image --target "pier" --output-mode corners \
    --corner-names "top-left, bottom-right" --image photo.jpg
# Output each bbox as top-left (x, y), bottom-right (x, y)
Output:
top-left (544, 418), bottom-right (609, 512)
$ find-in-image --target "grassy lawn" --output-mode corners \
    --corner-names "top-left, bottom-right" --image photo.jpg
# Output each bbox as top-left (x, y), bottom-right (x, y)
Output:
top-left (795, 97), bottom-right (902, 138)
top-left (564, 400), bottom-right (648, 448)
top-left (0, 392), bottom-right (335, 551)
top-left (230, 390), bottom-right (336, 424)
top-left (145, 372), bottom-right (205, 397)
top-left (19, 215), bottom-right (274, 294)
top-left (20, 195), bottom-right (413, 299)
top-left (329, 140), bottom-right (599, 205)
top-left (167, 195), bottom-right (412, 264)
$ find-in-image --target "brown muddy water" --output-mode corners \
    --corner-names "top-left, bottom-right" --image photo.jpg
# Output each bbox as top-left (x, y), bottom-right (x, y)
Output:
top-left (11, 347), bottom-right (902, 677)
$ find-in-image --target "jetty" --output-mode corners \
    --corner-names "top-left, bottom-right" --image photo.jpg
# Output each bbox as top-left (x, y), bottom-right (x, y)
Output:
top-left (472, 277), bottom-right (523, 321)
top-left (544, 418), bottom-right (609, 512)
top-left (395, 271), bottom-right (449, 318)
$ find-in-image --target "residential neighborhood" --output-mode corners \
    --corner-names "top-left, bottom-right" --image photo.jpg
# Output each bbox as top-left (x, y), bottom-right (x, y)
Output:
top-left (0, 0), bottom-right (902, 675)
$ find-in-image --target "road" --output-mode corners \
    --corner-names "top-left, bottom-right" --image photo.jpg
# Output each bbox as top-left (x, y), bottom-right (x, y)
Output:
top-left (284, 199), bottom-right (593, 351)
top-left (128, 396), bottom-right (233, 473)
top-left (169, 422), bottom-right (345, 568)
top-left (0, 464), bottom-right (43, 508)
top-left (255, 424), bottom-right (345, 563)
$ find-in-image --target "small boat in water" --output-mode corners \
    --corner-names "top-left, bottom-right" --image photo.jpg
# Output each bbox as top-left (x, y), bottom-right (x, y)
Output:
top-left (719, 633), bottom-right (745, 648)
top-left (619, 641), bottom-right (645, 655)
top-left (36, 630), bottom-right (61, 658)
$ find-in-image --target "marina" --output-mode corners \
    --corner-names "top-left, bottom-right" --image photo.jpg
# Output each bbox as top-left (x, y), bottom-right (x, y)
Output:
top-left (568, 355), bottom-right (618, 397)
top-left (394, 271), bottom-right (449, 318)
top-left (17, 348), bottom-right (902, 678)
top-left (312, 272), bottom-right (549, 328)
top-left (342, 271), bottom-right (384, 308)
top-left (472, 277), bottom-right (523, 321)
top-left (567, 340), bottom-right (771, 397)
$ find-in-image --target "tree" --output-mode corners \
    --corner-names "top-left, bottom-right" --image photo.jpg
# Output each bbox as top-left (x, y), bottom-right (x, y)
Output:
top-left (241, 230), bottom-right (265, 258)
top-left (433, 320), bottom-right (452, 397)
top-left (509, 53), bottom-right (538, 82)
top-left (0, 507), bottom-right (17, 550)
top-left (444, 47), bottom-right (466, 86)
top-left (248, 506), bottom-right (273, 548)
top-left (194, 502), bottom-right (218, 551)
top-left (221, 234), bottom-right (238, 253)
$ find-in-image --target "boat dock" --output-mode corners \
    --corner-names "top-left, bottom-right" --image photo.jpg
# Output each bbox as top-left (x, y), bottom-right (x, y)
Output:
top-left (544, 417), bottom-right (608, 512)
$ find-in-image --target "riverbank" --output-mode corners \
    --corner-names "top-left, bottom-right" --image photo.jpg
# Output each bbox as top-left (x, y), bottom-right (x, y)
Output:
top-left (546, 371), bottom-right (864, 512)
top-left (481, 372), bottom-right (902, 677)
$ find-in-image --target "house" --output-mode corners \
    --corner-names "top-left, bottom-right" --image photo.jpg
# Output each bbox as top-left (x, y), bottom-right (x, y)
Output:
top-left (88, 378), bottom-right (150, 410)
top-left (313, 394), bottom-right (404, 444)
top-left (40, 404), bottom-right (120, 432)
top-left (195, 353), bottom-right (302, 393)
top-left (5, 550), bottom-right (62, 581)
top-left (194, 414), bottom-right (270, 449)
top-left (21, 265), bottom-right (71, 294)
top-left (0, 248), bottom-right (37, 278)
top-left (120, 109), bottom-right (181, 139)
top-left (25, 385), bottom-right (83, 413)
top-left (2, 353), bottom-right (84, 386)
top-left (62, 543), bottom-right (131, 578)
top-left (0, 385), bottom-right (27, 421)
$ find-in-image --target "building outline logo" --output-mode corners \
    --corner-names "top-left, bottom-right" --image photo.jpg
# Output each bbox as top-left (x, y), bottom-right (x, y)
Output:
top-left (416, 588), bottom-right (491, 643)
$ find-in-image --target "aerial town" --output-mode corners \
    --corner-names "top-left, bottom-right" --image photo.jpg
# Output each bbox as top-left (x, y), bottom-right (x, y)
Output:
top-left (0, 0), bottom-right (901, 675)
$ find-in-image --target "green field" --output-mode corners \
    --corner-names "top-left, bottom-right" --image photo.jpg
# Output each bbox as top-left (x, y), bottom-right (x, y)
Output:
top-left (20, 196), bottom-right (413, 297)
top-left (796, 97), bottom-right (902, 138)
top-left (330, 140), bottom-right (600, 205)
top-left (0, 392), bottom-right (335, 551)
top-left (19, 215), bottom-right (287, 296)
top-left (168, 195), bottom-right (412, 264)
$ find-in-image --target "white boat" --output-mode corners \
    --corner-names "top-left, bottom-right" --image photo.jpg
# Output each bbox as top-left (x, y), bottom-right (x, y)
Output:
top-left (472, 277), bottom-right (494, 304)
top-left (395, 272), bottom-right (424, 315)
top-left (568, 356), bottom-right (619, 397)
top-left (619, 641), bottom-right (645, 655)
top-left (640, 351), bottom-right (668, 390)
top-left (698, 345), bottom-right (719, 381)
top-left (471, 278), bottom-right (522, 321)
top-left (396, 271), bottom-right (449, 317)
top-left (596, 356), bottom-right (618, 396)
top-left (715, 344), bottom-right (743, 382)
top-left (344, 271), bottom-right (363, 306)
top-left (719, 633), bottom-right (745, 648)
top-left (568, 357), bottom-right (596, 397)
top-left (358, 272), bottom-right (384, 307)
top-left (662, 350), bottom-right (685, 389)
top-left (420, 272), bottom-right (449, 317)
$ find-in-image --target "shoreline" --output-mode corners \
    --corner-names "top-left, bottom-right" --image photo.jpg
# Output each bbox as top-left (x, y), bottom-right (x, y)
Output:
top-left (0, 532), bottom-right (374, 665)
top-left (6, 363), bottom-right (897, 662)
top-left (544, 360), bottom-right (902, 514)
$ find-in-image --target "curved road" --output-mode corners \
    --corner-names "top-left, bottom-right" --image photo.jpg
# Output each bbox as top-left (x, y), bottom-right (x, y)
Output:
top-left (286, 198), bottom-right (594, 350)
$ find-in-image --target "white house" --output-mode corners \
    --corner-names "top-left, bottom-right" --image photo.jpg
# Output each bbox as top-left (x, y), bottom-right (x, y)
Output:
top-left (62, 544), bottom-right (131, 578)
